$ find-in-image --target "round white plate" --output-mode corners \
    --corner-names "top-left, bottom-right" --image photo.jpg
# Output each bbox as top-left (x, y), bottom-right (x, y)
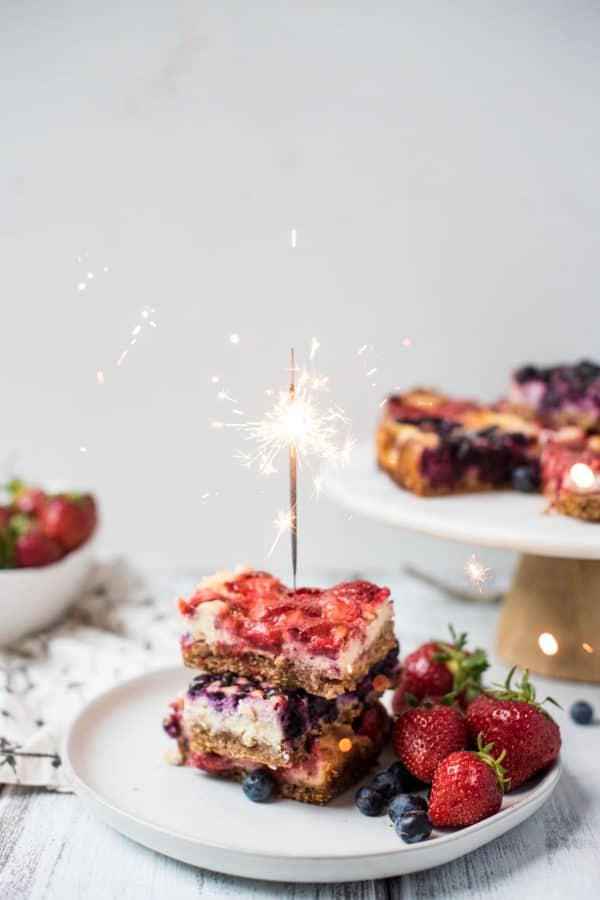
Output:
top-left (324, 443), bottom-right (600, 559)
top-left (64, 666), bottom-right (561, 883)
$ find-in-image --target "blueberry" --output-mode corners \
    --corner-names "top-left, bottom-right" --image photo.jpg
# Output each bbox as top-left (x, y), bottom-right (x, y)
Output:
top-left (570, 700), bottom-right (594, 725)
top-left (355, 786), bottom-right (386, 817)
top-left (395, 812), bottom-right (432, 843)
top-left (511, 463), bottom-right (540, 493)
top-left (388, 793), bottom-right (428, 823)
top-left (242, 769), bottom-right (275, 802)
top-left (371, 769), bottom-right (404, 800)
top-left (387, 761), bottom-right (426, 792)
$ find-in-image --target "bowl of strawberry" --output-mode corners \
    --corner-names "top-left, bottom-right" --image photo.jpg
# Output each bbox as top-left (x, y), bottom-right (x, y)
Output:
top-left (0, 480), bottom-right (98, 644)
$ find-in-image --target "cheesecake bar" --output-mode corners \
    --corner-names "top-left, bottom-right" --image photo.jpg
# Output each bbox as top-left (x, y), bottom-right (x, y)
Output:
top-left (165, 653), bottom-right (398, 769)
top-left (541, 430), bottom-right (600, 521)
top-left (165, 700), bottom-right (391, 805)
top-left (377, 389), bottom-right (540, 496)
top-left (509, 360), bottom-right (600, 429)
top-left (178, 570), bottom-right (398, 699)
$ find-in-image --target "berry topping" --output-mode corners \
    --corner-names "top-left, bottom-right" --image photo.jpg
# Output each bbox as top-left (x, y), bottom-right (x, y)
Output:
top-left (394, 811), bottom-right (432, 843)
top-left (388, 793), bottom-right (428, 823)
top-left (242, 768), bottom-right (275, 803)
top-left (570, 700), bottom-right (594, 725)
top-left (355, 785), bottom-right (386, 817)
top-left (181, 570), bottom-right (391, 657)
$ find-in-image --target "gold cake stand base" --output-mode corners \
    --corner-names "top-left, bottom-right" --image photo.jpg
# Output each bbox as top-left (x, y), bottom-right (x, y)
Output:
top-left (496, 554), bottom-right (600, 682)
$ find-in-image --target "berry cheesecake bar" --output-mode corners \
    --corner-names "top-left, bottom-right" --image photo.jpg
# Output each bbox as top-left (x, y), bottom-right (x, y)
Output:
top-left (165, 656), bottom-right (398, 769)
top-left (509, 360), bottom-right (600, 429)
top-left (178, 569), bottom-right (398, 699)
top-left (377, 389), bottom-right (540, 496)
top-left (165, 699), bottom-right (390, 805)
top-left (541, 430), bottom-right (600, 521)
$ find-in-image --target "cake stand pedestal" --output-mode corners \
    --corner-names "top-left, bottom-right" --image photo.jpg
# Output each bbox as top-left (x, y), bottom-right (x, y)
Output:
top-left (325, 444), bottom-right (600, 683)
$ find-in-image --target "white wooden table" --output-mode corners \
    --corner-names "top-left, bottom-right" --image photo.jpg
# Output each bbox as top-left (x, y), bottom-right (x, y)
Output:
top-left (1, 565), bottom-right (599, 900)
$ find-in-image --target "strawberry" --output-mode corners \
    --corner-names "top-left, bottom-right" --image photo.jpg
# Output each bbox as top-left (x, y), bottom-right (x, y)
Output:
top-left (39, 493), bottom-right (97, 551)
top-left (392, 703), bottom-right (468, 782)
top-left (428, 736), bottom-right (507, 827)
top-left (13, 521), bottom-right (63, 568)
top-left (5, 479), bottom-right (46, 515)
top-left (395, 625), bottom-right (489, 709)
top-left (465, 667), bottom-right (561, 790)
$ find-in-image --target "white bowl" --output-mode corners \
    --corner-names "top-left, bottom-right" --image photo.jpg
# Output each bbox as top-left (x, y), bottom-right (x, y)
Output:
top-left (0, 539), bottom-right (95, 646)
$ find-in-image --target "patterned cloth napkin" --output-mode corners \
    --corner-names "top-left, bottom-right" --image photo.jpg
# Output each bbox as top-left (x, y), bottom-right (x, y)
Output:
top-left (0, 559), bottom-right (187, 789)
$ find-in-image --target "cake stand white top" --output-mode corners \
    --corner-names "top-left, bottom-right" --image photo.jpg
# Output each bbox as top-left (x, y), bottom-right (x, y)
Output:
top-left (324, 443), bottom-right (600, 560)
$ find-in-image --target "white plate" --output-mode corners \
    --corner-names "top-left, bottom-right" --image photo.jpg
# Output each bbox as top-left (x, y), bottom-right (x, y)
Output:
top-left (64, 666), bottom-right (561, 883)
top-left (324, 443), bottom-right (600, 559)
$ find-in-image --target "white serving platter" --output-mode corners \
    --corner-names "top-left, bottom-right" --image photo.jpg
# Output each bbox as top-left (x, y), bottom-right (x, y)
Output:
top-left (64, 666), bottom-right (561, 883)
top-left (324, 443), bottom-right (600, 559)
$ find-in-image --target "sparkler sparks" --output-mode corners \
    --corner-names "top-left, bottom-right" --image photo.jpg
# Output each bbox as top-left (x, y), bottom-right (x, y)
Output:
top-left (464, 554), bottom-right (490, 590)
top-left (269, 508), bottom-right (295, 556)
top-left (114, 306), bottom-right (157, 368)
top-left (229, 333), bottom-right (240, 345)
top-left (309, 337), bottom-right (320, 360)
top-left (96, 370), bottom-right (105, 385)
top-left (290, 228), bottom-right (297, 249)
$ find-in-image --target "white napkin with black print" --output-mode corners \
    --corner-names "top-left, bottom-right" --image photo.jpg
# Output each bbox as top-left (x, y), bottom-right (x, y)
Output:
top-left (0, 559), bottom-right (186, 789)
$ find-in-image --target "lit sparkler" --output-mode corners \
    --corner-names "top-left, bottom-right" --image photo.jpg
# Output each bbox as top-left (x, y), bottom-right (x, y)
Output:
top-left (464, 554), bottom-right (490, 590)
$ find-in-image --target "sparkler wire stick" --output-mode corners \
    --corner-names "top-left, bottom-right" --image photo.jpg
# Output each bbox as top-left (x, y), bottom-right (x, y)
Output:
top-left (289, 348), bottom-right (298, 591)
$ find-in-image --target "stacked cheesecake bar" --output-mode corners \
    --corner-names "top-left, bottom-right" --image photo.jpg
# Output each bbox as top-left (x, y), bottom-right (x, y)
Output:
top-left (164, 568), bottom-right (399, 804)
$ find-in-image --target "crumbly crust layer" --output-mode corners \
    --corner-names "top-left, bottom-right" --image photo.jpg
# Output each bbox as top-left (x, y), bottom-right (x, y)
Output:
top-left (546, 492), bottom-right (600, 522)
top-left (182, 623), bottom-right (398, 699)
top-left (178, 718), bottom-right (388, 805)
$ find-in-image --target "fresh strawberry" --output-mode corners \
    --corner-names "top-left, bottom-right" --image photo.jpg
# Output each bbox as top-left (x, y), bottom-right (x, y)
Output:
top-left (465, 667), bottom-right (561, 790)
top-left (5, 479), bottom-right (46, 515)
top-left (392, 703), bottom-right (468, 782)
top-left (0, 507), bottom-right (12, 529)
top-left (39, 494), bottom-right (97, 551)
top-left (428, 736), bottom-right (507, 827)
top-left (397, 625), bottom-right (489, 708)
top-left (13, 521), bottom-right (63, 568)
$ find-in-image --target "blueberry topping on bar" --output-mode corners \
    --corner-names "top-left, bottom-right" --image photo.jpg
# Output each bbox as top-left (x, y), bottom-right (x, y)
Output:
top-left (242, 769), bottom-right (275, 802)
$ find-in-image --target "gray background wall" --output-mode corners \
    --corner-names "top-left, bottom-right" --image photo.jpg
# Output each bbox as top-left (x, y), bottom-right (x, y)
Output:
top-left (2, 1), bottom-right (598, 580)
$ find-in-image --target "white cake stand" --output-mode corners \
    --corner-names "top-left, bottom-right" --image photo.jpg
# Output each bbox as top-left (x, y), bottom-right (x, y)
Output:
top-left (325, 443), bottom-right (600, 682)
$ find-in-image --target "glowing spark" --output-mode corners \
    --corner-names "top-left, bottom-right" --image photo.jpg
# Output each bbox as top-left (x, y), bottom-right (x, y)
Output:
top-left (201, 492), bottom-right (211, 501)
top-left (402, 337), bottom-right (412, 347)
top-left (87, 272), bottom-right (94, 280)
top-left (149, 320), bottom-right (157, 328)
top-left (212, 421), bottom-right (225, 429)
top-left (269, 508), bottom-right (295, 556)
top-left (79, 446), bottom-right (87, 454)
top-left (538, 632), bottom-right (559, 656)
top-left (132, 325), bottom-right (141, 337)
top-left (130, 338), bottom-right (137, 346)
top-left (225, 365), bottom-right (352, 476)
top-left (103, 266), bottom-right (109, 272)
top-left (141, 309), bottom-right (150, 320)
top-left (338, 738), bottom-right (352, 753)
top-left (582, 642), bottom-right (594, 654)
top-left (357, 344), bottom-right (368, 356)
top-left (116, 350), bottom-right (128, 367)
top-left (229, 333), bottom-right (240, 345)
top-left (96, 370), bottom-right (105, 385)
top-left (465, 554), bottom-right (490, 590)
top-left (366, 367), bottom-right (377, 377)
top-left (77, 282), bottom-right (86, 292)
top-left (309, 337), bottom-right (320, 360)
top-left (570, 462), bottom-right (595, 489)
top-left (290, 228), bottom-right (297, 249)
top-left (211, 375), bottom-right (220, 384)
top-left (217, 389), bottom-right (235, 402)
top-left (232, 408), bottom-right (244, 416)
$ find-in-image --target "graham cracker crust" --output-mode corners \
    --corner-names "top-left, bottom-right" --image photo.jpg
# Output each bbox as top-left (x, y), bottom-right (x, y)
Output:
top-left (181, 623), bottom-right (398, 700)
top-left (550, 492), bottom-right (600, 522)
top-left (180, 717), bottom-right (389, 805)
